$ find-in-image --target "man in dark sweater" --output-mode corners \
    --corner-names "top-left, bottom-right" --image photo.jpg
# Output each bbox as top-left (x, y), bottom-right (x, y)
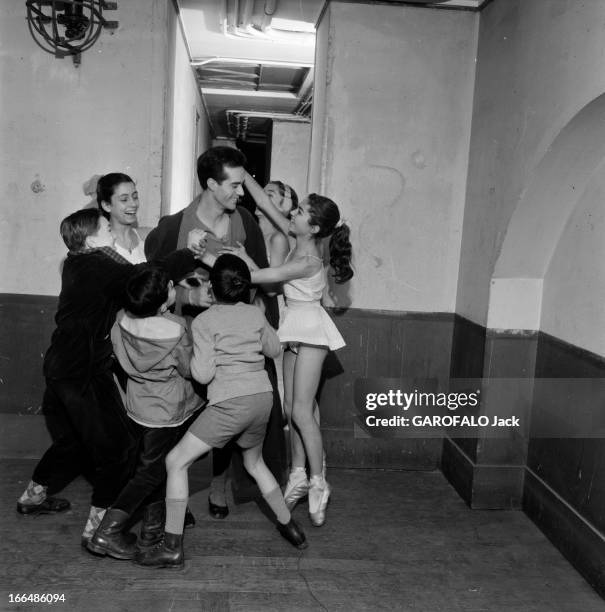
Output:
top-left (145, 146), bottom-right (286, 515)
top-left (17, 208), bottom-right (200, 545)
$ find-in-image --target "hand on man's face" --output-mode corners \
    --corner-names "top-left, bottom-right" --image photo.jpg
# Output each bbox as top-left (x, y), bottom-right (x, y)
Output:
top-left (187, 281), bottom-right (214, 308)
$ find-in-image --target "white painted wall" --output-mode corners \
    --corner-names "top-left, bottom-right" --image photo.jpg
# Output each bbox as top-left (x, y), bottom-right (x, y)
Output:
top-left (313, 2), bottom-right (477, 311)
top-left (541, 163), bottom-right (605, 356)
top-left (1, 0), bottom-right (169, 295)
top-left (457, 0), bottom-right (605, 327)
top-left (162, 4), bottom-right (210, 215)
top-left (269, 120), bottom-right (311, 198)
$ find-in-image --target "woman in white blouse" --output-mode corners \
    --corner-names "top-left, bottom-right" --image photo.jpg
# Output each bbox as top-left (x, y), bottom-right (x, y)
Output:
top-left (97, 173), bottom-right (149, 264)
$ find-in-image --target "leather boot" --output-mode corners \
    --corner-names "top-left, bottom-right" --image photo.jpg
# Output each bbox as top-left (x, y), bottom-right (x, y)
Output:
top-left (86, 508), bottom-right (137, 560)
top-left (133, 532), bottom-right (184, 569)
top-left (138, 501), bottom-right (165, 549)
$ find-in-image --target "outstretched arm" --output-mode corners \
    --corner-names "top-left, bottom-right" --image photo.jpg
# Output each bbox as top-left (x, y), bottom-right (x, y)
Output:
top-left (244, 171), bottom-right (291, 237)
top-left (220, 243), bottom-right (318, 285)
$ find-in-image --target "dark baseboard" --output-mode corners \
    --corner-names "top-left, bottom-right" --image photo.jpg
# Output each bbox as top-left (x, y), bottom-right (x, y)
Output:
top-left (524, 468), bottom-right (605, 599)
top-left (441, 436), bottom-right (525, 509)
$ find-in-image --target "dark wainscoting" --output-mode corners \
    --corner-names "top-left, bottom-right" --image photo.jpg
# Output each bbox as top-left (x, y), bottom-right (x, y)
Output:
top-left (321, 308), bottom-right (454, 469)
top-left (0, 294), bottom-right (57, 414)
top-left (524, 332), bottom-right (605, 597)
top-left (1, 295), bottom-right (455, 468)
top-left (0, 294), bottom-right (57, 458)
top-left (443, 315), bottom-right (537, 509)
top-left (448, 315), bottom-right (486, 463)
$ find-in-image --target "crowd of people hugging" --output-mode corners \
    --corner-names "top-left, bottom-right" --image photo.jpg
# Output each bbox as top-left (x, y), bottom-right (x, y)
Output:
top-left (16, 146), bottom-right (353, 569)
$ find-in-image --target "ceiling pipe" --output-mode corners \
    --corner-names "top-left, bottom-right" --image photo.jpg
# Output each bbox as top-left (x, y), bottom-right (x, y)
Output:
top-left (192, 57), bottom-right (313, 68)
top-left (260, 0), bottom-right (277, 31)
top-left (238, 0), bottom-right (254, 29)
top-left (221, 0), bottom-right (313, 43)
top-left (223, 0), bottom-right (237, 35)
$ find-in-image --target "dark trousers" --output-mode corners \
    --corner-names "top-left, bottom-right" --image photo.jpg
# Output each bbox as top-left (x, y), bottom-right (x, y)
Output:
top-left (111, 422), bottom-right (189, 516)
top-left (32, 373), bottom-right (137, 508)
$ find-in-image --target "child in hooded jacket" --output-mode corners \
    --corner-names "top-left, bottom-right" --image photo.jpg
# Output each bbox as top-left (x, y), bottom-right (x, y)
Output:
top-left (86, 266), bottom-right (204, 560)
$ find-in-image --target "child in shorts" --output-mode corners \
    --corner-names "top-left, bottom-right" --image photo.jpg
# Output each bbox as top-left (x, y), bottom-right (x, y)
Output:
top-left (135, 254), bottom-right (307, 569)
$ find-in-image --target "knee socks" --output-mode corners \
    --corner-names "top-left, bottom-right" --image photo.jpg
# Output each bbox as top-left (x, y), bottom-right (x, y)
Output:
top-left (262, 487), bottom-right (291, 525)
top-left (82, 506), bottom-right (106, 541)
top-left (165, 498), bottom-right (188, 535)
top-left (18, 480), bottom-right (47, 506)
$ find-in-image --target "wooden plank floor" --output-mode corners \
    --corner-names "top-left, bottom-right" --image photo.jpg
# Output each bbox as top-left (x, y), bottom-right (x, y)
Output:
top-left (1, 458), bottom-right (603, 612)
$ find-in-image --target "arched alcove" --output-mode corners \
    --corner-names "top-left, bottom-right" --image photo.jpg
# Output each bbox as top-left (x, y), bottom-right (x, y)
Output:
top-left (487, 93), bottom-right (605, 331)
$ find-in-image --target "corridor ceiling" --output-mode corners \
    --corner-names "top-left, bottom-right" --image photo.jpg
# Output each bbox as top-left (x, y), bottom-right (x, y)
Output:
top-left (177, 0), bottom-right (490, 142)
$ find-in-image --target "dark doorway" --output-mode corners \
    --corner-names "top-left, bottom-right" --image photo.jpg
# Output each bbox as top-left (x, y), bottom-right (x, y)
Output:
top-left (237, 137), bottom-right (270, 215)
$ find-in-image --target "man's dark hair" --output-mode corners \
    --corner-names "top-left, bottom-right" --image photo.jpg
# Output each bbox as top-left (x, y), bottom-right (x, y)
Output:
top-left (60, 208), bottom-right (102, 252)
top-left (196, 146), bottom-right (247, 190)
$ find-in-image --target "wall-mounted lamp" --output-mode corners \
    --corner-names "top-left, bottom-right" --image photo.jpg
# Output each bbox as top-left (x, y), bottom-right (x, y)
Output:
top-left (25, 1), bottom-right (118, 66)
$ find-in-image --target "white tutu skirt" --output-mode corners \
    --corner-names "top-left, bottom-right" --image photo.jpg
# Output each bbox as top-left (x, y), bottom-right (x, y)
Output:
top-left (278, 300), bottom-right (345, 351)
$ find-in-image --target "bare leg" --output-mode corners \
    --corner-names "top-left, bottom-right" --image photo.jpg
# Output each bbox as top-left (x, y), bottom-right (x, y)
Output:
top-left (242, 443), bottom-right (280, 496)
top-left (165, 432), bottom-right (213, 533)
top-left (290, 345), bottom-right (328, 477)
top-left (282, 349), bottom-right (307, 469)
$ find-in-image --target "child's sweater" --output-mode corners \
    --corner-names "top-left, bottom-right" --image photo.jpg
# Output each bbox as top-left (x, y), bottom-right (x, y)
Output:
top-left (190, 303), bottom-right (281, 405)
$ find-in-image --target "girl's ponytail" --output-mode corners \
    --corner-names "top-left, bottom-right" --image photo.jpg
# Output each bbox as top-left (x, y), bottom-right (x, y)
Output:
top-left (306, 193), bottom-right (354, 284)
top-left (329, 223), bottom-right (353, 284)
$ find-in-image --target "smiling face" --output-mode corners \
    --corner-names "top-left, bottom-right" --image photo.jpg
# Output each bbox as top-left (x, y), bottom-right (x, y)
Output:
top-left (256, 182), bottom-right (295, 224)
top-left (85, 216), bottom-right (114, 249)
top-left (101, 182), bottom-right (139, 227)
top-left (209, 165), bottom-right (245, 212)
top-left (288, 199), bottom-right (319, 238)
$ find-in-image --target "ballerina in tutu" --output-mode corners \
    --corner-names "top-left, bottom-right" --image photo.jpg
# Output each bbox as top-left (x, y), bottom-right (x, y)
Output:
top-left (210, 172), bottom-right (353, 527)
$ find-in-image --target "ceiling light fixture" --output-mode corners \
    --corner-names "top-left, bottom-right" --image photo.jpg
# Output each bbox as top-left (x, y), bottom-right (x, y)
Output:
top-left (25, 0), bottom-right (118, 66)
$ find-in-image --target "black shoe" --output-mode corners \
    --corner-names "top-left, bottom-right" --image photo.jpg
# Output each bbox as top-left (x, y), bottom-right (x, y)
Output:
top-left (133, 532), bottom-right (184, 569)
top-left (276, 518), bottom-right (308, 550)
top-left (208, 496), bottom-right (229, 520)
top-left (86, 508), bottom-right (137, 560)
top-left (138, 501), bottom-right (165, 549)
top-left (17, 497), bottom-right (71, 515)
top-left (184, 507), bottom-right (196, 529)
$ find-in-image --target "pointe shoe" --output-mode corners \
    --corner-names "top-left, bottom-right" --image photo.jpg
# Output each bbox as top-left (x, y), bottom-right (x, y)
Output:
top-left (283, 471), bottom-right (309, 511)
top-left (308, 478), bottom-right (331, 527)
top-left (276, 518), bottom-right (308, 550)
